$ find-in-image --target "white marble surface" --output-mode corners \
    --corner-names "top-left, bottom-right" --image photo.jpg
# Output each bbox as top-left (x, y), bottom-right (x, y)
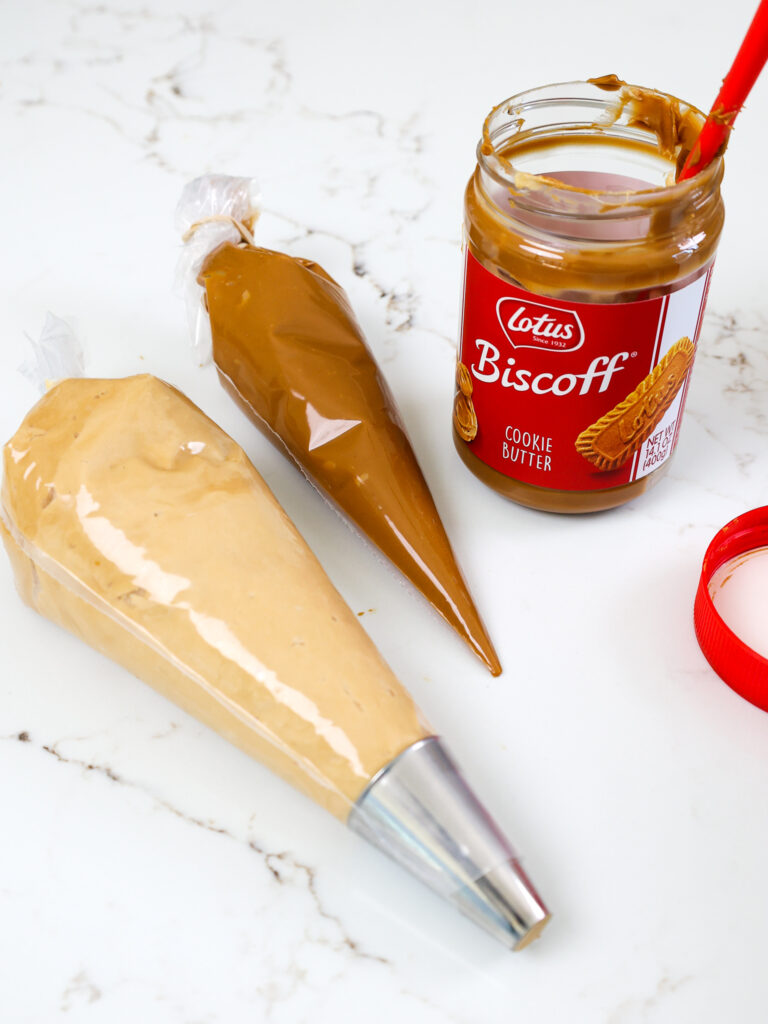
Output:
top-left (2, 0), bottom-right (768, 1020)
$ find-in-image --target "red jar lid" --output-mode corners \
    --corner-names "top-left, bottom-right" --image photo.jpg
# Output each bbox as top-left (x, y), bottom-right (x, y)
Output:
top-left (694, 506), bottom-right (768, 711)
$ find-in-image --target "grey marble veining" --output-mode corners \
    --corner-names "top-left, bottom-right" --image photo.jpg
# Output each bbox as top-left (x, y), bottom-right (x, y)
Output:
top-left (2, 0), bottom-right (768, 1020)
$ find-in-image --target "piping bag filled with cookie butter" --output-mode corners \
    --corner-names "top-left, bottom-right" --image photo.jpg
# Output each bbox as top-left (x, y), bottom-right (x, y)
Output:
top-left (176, 176), bottom-right (500, 677)
top-left (1, 321), bottom-right (547, 949)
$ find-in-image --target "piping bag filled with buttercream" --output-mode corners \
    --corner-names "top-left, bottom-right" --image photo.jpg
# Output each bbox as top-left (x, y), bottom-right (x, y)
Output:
top-left (176, 176), bottom-right (501, 676)
top-left (2, 369), bottom-right (547, 949)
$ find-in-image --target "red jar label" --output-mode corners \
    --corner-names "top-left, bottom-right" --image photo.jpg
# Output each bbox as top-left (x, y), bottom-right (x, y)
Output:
top-left (456, 250), bottom-right (713, 492)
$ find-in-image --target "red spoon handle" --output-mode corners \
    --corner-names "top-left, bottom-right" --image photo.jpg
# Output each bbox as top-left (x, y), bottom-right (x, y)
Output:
top-left (679, 0), bottom-right (768, 180)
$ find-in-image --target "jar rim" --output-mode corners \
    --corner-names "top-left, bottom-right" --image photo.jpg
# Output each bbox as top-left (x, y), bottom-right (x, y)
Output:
top-left (478, 80), bottom-right (723, 217)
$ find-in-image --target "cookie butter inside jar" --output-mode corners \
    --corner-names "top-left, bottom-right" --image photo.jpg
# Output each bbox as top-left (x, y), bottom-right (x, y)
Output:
top-left (455, 80), bottom-right (724, 513)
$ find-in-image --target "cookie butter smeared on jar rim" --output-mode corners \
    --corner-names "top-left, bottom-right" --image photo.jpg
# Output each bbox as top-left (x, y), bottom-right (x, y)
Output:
top-left (456, 79), bottom-right (724, 512)
top-left (1, 374), bottom-right (548, 949)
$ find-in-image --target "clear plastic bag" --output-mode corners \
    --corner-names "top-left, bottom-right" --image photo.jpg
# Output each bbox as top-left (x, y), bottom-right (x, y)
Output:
top-left (19, 313), bottom-right (84, 391)
top-left (2, 372), bottom-right (428, 820)
top-left (1, 365), bottom-right (547, 950)
top-left (174, 175), bottom-right (260, 365)
top-left (177, 175), bottom-right (501, 675)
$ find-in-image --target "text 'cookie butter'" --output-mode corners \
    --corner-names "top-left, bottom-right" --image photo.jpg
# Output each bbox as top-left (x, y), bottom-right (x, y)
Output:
top-left (455, 79), bottom-right (724, 513)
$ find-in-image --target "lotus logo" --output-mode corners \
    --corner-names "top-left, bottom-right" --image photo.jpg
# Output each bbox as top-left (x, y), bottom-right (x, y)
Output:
top-left (497, 298), bottom-right (584, 354)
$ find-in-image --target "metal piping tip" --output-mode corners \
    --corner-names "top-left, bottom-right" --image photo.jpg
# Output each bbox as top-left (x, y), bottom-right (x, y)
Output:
top-left (348, 736), bottom-right (550, 950)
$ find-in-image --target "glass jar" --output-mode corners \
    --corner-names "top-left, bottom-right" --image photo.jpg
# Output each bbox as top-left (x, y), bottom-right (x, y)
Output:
top-left (454, 80), bottom-right (725, 513)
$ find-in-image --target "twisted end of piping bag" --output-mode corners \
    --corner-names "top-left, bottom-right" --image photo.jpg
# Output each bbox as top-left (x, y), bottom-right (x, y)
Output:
top-left (348, 736), bottom-right (550, 950)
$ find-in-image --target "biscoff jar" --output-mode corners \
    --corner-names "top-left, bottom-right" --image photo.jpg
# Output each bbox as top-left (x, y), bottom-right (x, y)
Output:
top-left (454, 79), bottom-right (724, 513)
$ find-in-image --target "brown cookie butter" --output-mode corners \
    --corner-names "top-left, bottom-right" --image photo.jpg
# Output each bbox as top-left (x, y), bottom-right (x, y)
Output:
top-left (453, 391), bottom-right (478, 442)
top-left (456, 81), bottom-right (724, 513)
top-left (199, 243), bottom-right (501, 675)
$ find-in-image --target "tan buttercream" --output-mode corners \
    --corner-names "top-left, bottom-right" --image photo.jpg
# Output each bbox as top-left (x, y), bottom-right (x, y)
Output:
top-left (1, 375), bottom-right (429, 819)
